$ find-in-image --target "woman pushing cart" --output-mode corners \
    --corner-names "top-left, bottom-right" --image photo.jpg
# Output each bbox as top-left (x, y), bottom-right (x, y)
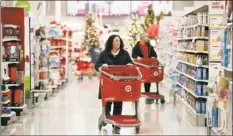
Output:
top-left (95, 35), bottom-right (141, 134)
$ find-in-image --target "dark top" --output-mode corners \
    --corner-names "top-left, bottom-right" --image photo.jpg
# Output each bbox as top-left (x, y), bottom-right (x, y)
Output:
top-left (95, 49), bottom-right (133, 72)
top-left (95, 49), bottom-right (133, 99)
top-left (132, 41), bottom-right (157, 59)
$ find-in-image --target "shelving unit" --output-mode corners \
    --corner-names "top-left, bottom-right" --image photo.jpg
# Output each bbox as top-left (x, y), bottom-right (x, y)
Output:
top-left (174, 5), bottom-right (210, 127)
top-left (1, 7), bottom-right (27, 121)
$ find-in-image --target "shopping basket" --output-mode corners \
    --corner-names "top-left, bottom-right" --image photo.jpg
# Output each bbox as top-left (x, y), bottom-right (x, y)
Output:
top-left (134, 58), bottom-right (165, 104)
top-left (98, 65), bottom-right (142, 134)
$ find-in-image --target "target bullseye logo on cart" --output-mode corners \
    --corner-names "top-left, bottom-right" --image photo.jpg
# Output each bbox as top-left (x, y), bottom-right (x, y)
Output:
top-left (154, 71), bottom-right (158, 76)
top-left (125, 85), bottom-right (132, 92)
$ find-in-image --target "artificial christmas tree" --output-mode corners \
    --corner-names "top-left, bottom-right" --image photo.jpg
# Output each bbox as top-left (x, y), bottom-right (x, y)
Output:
top-left (127, 11), bottom-right (144, 47)
top-left (83, 12), bottom-right (100, 49)
top-left (144, 4), bottom-right (155, 29)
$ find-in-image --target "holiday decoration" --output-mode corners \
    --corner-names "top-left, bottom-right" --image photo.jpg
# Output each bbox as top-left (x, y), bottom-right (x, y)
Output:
top-left (144, 4), bottom-right (155, 29)
top-left (83, 12), bottom-right (100, 49)
top-left (127, 11), bottom-right (144, 47)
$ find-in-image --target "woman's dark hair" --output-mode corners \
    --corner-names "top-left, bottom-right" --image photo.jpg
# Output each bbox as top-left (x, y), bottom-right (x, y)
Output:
top-left (104, 34), bottom-right (124, 52)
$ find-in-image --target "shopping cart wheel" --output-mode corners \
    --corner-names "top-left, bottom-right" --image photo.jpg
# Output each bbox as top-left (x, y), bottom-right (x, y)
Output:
top-left (161, 99), bottom-right (165, 104)
top-left (135, 126), bottom-right (140, 134)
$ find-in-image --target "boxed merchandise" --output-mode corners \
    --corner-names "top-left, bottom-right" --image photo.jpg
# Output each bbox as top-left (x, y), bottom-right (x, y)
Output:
top-left (196, 40), bottom-right (205, 51)
top-left (202, 68), bottom-right (208, 80)
top-left (13, 89), bottom-right (24, 106)
top-left (197, 12), bottom-right (203, 24)
top-left (196, 83), bottom-right (202, 96)
top-left (196, 100), bottom-right (201, 113)
top-left (202, 84), bottom-right (208, 96)
top-left (212, 105), bottom-right (219, 127)
top-left (16, 71), bottom-right (24, 84)
top-left (195, 68), bottom-right (202, 80)
top-left (201, 101), bottom-right (206, 114)
top-left (3, 24), bottom-right (20, 37)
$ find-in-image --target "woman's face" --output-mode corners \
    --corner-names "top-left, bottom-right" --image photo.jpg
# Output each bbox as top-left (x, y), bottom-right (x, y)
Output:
top-left (112, 36), bottom-right (121, 50)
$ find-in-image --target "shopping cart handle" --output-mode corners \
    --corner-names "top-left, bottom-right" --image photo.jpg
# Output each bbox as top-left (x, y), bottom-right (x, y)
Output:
top-left (99, 66), bottom-right (142, 80)
top-left (133, 61), bottom-right (164, 68)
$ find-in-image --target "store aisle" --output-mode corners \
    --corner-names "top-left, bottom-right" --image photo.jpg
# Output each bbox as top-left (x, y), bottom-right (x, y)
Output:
top-left (1, 78), bottom-right (207, 135)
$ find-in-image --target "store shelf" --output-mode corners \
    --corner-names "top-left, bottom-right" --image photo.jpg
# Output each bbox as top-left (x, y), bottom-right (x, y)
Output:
top-left (177, 37), bottom-right (209, 41)
top-left (50, 46), bottom-right (66, 49)
top-left (2, 100), bottom-right (10, 105)
top-left (2, 36), bottom-right (20, 42)
top-left (221, 66), bottom-right (232, 72)
top-left (31, 88), bottom-right (52, 93)
top-left (182, 24), bottom-right (209, 29)
top-left (176, 49), bottom-right (208, 54)
top-left (183, 5), bottom-right (208, 16)
top-left (176, 69), bottom-right (209, 83)
top-left (8, 104), bottom-right (27, 110)
top-left (176, 82), bottom-right (207, 99)
top-left (2, 84), bottom-right (20, 87)
top-left (175, 93), bottom-right (205, 116)
top-left (1, 111), bottom-right (16, 126)
top-left (2, 61), bottom-right (20, 64)
top-left (177, 60), bottom-right (209, 68)
top-left (1, 89), bottom-right (10, 93)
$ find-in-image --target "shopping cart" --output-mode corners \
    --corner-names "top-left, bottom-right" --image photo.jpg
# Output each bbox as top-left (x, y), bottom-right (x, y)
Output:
top-left (98, 65), bottom-right (142, 134)
top-left (134, 58), bottom-right (165, 104)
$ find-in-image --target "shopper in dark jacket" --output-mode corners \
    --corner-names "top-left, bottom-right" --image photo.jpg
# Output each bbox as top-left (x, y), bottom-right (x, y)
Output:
top-left (95, 34), bottom-right (133, 134)
top-left (132, 32), bottom-right (158, 104)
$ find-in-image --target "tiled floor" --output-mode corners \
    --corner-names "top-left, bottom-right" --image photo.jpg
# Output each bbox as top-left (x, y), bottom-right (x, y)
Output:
top-left (1, 77), bottom-right (208, 135)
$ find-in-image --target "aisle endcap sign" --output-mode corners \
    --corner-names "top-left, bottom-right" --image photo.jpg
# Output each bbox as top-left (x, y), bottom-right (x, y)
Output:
top-left (15, 0), bottom-right (31, 16)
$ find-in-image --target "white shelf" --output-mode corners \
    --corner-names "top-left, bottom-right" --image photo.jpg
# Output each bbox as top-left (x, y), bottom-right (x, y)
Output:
top-left (1, 89), bottom-right (10, 93)
top-left (8, 104), bottom-right (27, 110)
top-left (177, 37), bottom-right (209, 41)
top-left (39, 69), bottom-right (48, 72)
top-left (2, 36), bottom-right (20, 42)
top-left (176, 70), bottom-right (209, 83)
top-left (2, 84), bottom-right (20, 87)
top-left (1, 111), bottom-right (16, 118)
top-left (227, 44), bottom-right (232, 49)
top-left (2, 100), bottom-right (10, 105)
top-left (2, 61), bottom-right (20, 64)
top-left (31, 88), bottom-right (52, 93)
top-left (176, 82), bottom-right (207, 99)
top-left (177, 60), bottom-right (209, 68)
top-left (221, 66), bottom-right (232, 72)
top-left (50, 46), bottom-right (66, 49)
top-left (176, 49), bottom-right (209, 54)
top-left (176, 93), bottom-right (205, 116)
top-left (182, 24), bottom-right (209, 29)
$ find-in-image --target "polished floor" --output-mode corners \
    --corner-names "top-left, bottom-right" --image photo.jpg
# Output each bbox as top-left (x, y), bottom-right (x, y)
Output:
top-left (1, 77), bottom-right (208, 135)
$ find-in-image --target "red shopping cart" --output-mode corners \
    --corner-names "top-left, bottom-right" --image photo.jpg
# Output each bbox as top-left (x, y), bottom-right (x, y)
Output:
top-left (98, 65), bottom-right (142, 134)
top-left (134, 58), bottom-right (165, 104)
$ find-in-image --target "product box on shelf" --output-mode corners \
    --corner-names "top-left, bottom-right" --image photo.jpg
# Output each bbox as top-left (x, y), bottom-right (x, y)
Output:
top-left (16, 71), bottom-right (24, 84)
top-left (12, 89), bottom-right (24, 106)
top-left (3, 24), bottom-right (20, 37)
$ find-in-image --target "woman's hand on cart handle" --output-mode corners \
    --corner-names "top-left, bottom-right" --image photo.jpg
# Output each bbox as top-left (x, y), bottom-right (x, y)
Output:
top-left (137, 57), bottom-right (142, 60)
top-left (127, 63), bottom-right (133, 66)
top-left (102, 64), bottom-right (108, 67)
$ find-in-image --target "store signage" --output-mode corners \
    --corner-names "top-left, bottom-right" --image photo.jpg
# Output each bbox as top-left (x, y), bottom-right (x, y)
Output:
top-left (15, 0), bottom-right (31, 16)
top-left (209, 1), bottom-right (225, 15)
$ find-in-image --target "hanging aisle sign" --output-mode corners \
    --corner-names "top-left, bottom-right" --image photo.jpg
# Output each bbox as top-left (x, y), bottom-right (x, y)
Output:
top-left (15, 0), bottom-right (31, 16)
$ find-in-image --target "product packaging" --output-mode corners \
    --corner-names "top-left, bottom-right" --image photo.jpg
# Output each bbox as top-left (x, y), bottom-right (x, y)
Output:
top-left (202, 68), bottom-right (208, 80)
top-left (201, 101), bottom-right (206, 114)
top-left (196, 83), bottom-right (202, 96)
top-left (196, 100), bottom-right (201, 113)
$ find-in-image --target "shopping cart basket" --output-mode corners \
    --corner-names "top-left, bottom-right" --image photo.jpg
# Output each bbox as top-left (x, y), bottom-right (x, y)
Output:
top-left (134, 58), bottom-right (165, 104)
top-left (98, 65), bottom-right (142, 134)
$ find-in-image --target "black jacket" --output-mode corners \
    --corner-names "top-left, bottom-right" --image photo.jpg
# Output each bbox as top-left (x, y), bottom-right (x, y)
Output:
top-left (132, 41), bottom-right (157, 59)
top-left (95, 49), bottom-right (133, 99)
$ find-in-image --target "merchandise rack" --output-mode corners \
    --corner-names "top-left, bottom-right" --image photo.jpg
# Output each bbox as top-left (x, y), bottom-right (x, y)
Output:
top-left (47, 23), bottom-right (69, 89)
top-left (1, 8), bottom-right (28, 122)
top-left (174, 5), bottom-right (210, 127)
top-left (32, 35), bottom-right (53, 101)
top-left (207, 21), bottom-right (232, 135)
